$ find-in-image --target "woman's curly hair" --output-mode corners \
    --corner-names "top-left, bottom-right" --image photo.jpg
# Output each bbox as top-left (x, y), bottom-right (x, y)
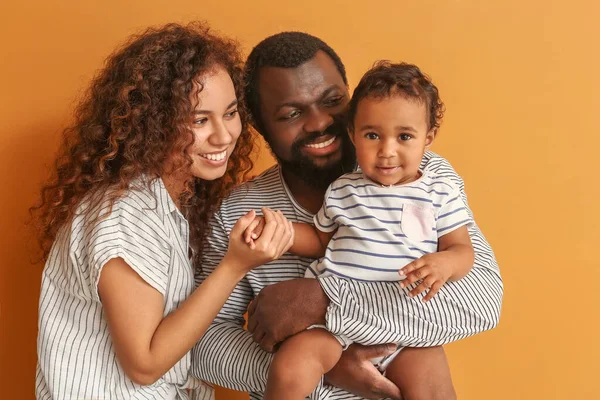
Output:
top-left (30, 22), bottom-right (254, 267)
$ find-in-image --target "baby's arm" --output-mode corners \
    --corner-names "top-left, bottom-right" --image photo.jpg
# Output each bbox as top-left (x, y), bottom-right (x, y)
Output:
top-left (398, 225), bottom-right (474, 301)
top-left (290, 222), bottom-right (335, 258)
top-left (438, 224), bottom-right (475, 280)
top-left (243, 208), bottom-right (335, 258)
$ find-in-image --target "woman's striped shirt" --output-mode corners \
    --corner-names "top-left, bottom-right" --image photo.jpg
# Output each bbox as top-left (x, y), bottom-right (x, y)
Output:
top-left (36, 178), bottom-right (211, 400)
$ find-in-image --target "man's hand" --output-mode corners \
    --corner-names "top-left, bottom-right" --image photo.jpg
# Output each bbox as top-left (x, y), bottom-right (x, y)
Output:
top-left (324, 344), bottom-right (403, 400)
top-left (247, 278), bottom-right (328, 352)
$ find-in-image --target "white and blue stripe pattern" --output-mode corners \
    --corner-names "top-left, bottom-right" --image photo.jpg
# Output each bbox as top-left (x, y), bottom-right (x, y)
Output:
top-left (306, 172), bottom-right (472, 282)
top-left (191, 151), bottom-right (503, 400)
top-left (36, 177), bottom-right (211, 400)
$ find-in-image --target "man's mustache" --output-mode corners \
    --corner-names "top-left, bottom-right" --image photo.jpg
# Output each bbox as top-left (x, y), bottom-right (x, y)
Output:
top-left (293, 121), bottom-right (347, 149)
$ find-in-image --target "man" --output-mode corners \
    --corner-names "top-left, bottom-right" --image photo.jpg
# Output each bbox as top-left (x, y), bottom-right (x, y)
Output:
top-left (192, 32), bottom-right (503, 399)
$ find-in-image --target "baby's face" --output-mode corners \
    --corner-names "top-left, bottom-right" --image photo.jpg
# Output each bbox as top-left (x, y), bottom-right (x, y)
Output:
top-left (350, 95), bottom-right (435, 186)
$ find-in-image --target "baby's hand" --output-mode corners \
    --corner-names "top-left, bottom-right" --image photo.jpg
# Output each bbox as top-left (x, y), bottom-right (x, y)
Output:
top-left (398, 253), bottom-right (453, 302)
top-left (243, 214), bottom-right (266, 249)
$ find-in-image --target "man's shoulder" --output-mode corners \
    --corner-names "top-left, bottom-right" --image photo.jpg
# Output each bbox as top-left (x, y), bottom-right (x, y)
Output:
top-left (421, 151), bottom-right (464, 188)
top-left (216, 165), bottom-right (295, 222)
top-left (224, 165), bottom-right (285, 201)
top-left (421, 150), bottom-right (451, 171)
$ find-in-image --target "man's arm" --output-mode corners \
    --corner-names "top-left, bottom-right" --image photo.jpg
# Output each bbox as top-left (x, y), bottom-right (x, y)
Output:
top-left (248, 153), bottom-right (503, 349)
top-left (191, 210), bottom-right (272, 393)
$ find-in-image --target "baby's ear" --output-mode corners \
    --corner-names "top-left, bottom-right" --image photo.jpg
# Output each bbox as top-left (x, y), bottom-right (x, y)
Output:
top-left (425, 128), bottom-right (437, 148)
top-left (348, 128), bottom-right (356, 146)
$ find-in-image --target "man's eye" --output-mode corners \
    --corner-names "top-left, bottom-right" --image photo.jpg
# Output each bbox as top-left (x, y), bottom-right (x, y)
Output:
top-left (282, 110), bottom-right (300, 120)
top-left (365, 132), bottom-right (379, 140)
top-left (324, 96), bottom-right (343, 107)
top-left (400, 134), bottom-right (412, 141)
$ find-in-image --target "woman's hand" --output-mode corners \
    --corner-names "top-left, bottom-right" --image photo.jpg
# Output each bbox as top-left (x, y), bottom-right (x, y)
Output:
top-left (223, 208), bottom-right (293, 275)
top-left (243, 215), bottom-right (265, 249)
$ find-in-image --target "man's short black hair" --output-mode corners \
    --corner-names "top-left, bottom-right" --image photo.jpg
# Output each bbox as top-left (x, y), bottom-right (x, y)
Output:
top-left (243, 31), bottom-right (347, 136)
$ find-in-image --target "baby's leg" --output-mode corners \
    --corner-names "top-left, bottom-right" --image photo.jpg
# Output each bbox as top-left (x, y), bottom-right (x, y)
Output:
top-left (264, 329), bottom-right (343, 400)
top-left (385, 346), bottom-right (457, 400)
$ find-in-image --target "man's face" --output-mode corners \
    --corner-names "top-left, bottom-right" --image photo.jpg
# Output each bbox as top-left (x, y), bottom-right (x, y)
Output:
top-left (257, 51), bottom-right (355, 189)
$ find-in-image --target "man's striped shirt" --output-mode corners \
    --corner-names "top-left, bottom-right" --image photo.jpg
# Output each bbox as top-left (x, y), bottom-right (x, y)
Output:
top-left (191, 151), bottom-right (503, 399)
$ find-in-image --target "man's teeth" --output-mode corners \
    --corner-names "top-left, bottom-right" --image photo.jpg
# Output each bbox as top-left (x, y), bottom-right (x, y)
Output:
top-left (200, 151), bottom-right (226, 161)
top-left (304, 136), bottom-right (336, 149)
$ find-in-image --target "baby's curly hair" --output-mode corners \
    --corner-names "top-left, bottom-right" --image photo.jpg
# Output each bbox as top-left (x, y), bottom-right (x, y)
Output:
top-left (30, 22), bottom-right (254, 266)
top-left (348, 61), bottom-right (445, 132)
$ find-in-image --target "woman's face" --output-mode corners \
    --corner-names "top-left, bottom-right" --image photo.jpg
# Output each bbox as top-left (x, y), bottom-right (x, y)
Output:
top-left (186, 65), bottom-right (242, 181)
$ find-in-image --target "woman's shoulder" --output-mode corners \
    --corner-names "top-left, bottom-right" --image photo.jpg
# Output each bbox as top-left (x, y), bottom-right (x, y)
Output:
top-left (75, 177), bottom-right (172, 236)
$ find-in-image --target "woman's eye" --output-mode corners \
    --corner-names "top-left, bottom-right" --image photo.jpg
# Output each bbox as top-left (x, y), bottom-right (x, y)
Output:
top-left (194, 118), bottom-right (208, 125)
top-left (400, 134), bottom-right (412, 141)
top-left (365, 132), bottom-right (379, 140)
top-left (225, 109), bottom-right (239, 118)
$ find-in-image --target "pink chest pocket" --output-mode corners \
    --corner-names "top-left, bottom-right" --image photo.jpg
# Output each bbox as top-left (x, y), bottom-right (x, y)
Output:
top-left (401, 203), bottom-right (435, 241)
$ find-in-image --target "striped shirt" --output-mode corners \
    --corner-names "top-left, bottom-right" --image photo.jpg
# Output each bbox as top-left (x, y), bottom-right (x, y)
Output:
top-left (191, 151), bottom-right (503, 400)
top-left (36, 177), bottom-right (212, 400)
top-left (307, 171), bottom-right (472, 281)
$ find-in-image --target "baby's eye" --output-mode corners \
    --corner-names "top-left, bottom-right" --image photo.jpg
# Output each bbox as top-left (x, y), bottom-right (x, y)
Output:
top-left (365, 132), bottom-right (379, 140)
top-left (400, 134), bottom-right (412, 141)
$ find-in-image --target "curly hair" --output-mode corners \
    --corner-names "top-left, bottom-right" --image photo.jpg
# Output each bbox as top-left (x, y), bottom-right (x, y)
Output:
top-left (348, 61), bottom-right (445, 132)
top-left (243, 31), bottom-right (347, 137)
top-left (30, 22), bottom-right (254, 267)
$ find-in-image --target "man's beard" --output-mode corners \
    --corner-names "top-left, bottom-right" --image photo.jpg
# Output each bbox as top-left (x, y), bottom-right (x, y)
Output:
top-left (269, 117), bottom-right (357, 190)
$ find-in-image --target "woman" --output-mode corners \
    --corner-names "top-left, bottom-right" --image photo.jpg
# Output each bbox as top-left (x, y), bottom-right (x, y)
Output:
top-left (31, 22), bottom-right (293, 399)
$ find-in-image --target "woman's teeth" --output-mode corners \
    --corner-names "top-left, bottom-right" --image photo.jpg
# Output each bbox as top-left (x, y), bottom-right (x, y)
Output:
top-left (304, 136), bottom-right (336, 149)
top-left (200, 151), bottom-right (226, 161)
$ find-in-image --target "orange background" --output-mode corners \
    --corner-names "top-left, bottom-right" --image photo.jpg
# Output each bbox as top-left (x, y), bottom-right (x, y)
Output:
top-left (1, 0), bottom-right (598, 399)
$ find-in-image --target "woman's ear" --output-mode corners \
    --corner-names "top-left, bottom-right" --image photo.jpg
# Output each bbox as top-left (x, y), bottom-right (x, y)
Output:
top-left (425, 128), bottom-right (437, 149)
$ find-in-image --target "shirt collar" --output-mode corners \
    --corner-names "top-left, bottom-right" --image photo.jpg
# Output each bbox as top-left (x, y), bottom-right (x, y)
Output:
top-left (146, 176), bottom-right (179, 216)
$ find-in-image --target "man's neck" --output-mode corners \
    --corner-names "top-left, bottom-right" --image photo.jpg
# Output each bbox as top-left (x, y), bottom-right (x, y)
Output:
top-left (281, 167), bottom-right (328, 214)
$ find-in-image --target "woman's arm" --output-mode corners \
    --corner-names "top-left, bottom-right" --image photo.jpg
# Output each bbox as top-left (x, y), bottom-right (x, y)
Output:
top-left (99, 256), bottom-right (244, 385)
top-left (98, 209), bottom-right (293, 385)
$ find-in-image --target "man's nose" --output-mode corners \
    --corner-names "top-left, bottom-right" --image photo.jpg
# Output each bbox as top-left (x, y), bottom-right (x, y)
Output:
top-left (304, 107), bottom-right (334, 134)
